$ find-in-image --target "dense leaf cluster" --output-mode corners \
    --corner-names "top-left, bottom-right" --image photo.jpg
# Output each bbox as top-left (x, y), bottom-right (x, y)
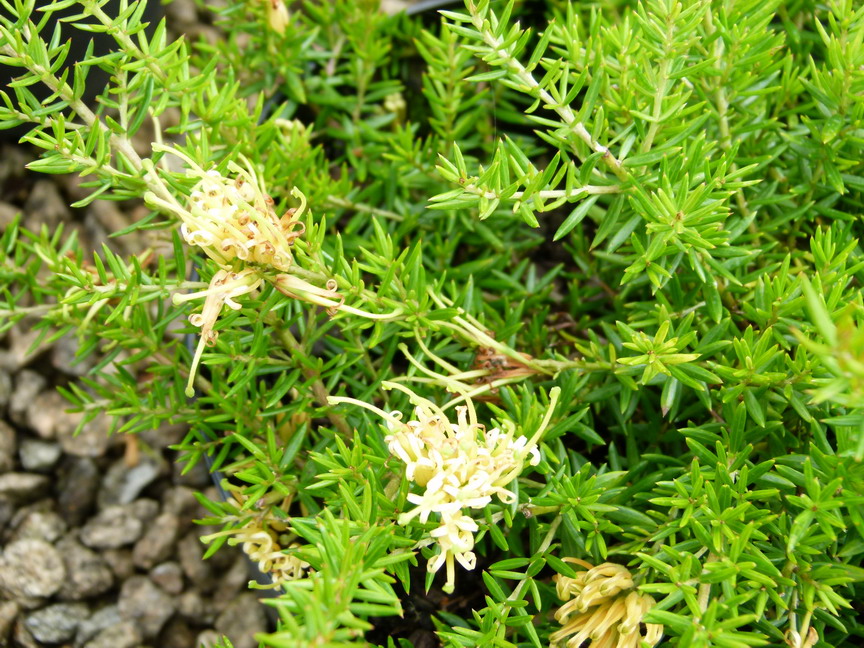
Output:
top-left (1, 0), bottom-right (863, 646)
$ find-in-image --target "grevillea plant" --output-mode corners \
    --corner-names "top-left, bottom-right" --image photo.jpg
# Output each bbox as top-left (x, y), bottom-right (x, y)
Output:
top-left (1, 0), bottom-right (863, 647)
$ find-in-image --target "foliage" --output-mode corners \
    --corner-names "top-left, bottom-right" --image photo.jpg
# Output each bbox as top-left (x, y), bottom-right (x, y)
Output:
top-left (2, 0), bottom-right (864, 646)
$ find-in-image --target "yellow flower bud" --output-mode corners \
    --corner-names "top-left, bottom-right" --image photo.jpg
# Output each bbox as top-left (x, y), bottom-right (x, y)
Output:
top-left (265, 0), bottom-right (289, 34)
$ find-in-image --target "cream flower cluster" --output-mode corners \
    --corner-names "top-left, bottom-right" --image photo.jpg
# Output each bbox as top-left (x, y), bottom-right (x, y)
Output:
top-left (147, 146), bottom-right (401, 398)
top-left (331, 383), bottom-right (559, 594)
top-left (178, 163), bottom-right (304, 396)
top-left (238, 531), bottom-right (309, 586)
top-left (181, 163), bottom-right (304, 271)
top-left (200, 519), bottom-right (309, 588)
top-left (551, 559), bottom-right (663, 648)
top-left (146, 149), bottom-right (312, 397)
top-left (390, 400), bottom-right (540, 592)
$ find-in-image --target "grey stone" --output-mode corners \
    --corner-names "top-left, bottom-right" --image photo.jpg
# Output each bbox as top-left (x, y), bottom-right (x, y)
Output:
top-left (195, 629), bottom-right (223, 648)
top-left (0, 144), bottom-right (33, 182)
top-left (0, 496), bottom-right (13, 535)
top-left (118, 575), bottom-right (174, 639)
top-left (76, 605), bottom-right (121, 646)
top-left (26, 389), bottom-right (82, 440)
top-left (18, 438), bottom-right (62, 472)
top-left (82, 622), bottom-right (142, 648)
top-left (84, 200), bottom-right (133, 256)
top-left (162, 486), bottom-right (201, 522)
top-left (165, 0), bottom-right (197, 27)
top-left (0, 600), bottom-right (19, 644)
top-left (9, 370), bottom-right (46, 423)
top-left (133, 512), bottom-right (180, 569)
top-left (0, 472), bottom-right (49, 503)
top-left (12, 618), bottom-right (39, 648)
top-left (214, 593), bottom-right (269, 648)
top-left (0, 200), bottom-right (17, 231)
top-left (171, 454), bottom-right (213, 487)
top-left (24, 178), bottom-right (69, 230)
top-left (0, 419), bottom-right (15, 473)
top-left (52, 335), bottom-right (94, 377)
top-left (57, 536), bottom-right (114, 600)
top-left (0, 369), bottom-right (11, 411)
top-left (79, 505), bottom-right (144, 549)
top-left (24, 602), bottom-right (89, 643)
top-left (176, 590), bottom-right (206, 623)
top-left (178, 531), bottom-right (213, 587)
top-left (140, 422), bottom-right (186, 450)
top-left (101, 548), bottom-right (135, 581)
top-left (213, 556), bottom-right (252, 610)
top-left (12, 509), bottom-right (67, 543)
top-left (158, 616), bottom-right (198, 648)
top-left (58, 411), bottom-right (111, 457)
top-left (58, 456), bottom-right (99, 526)
top-left (128, 497), bottom-right (159, 521)
top-left (149, 561), bottom-right (184, 595)
top-left (10, 596), bottom-right (48, 613)
top-left (0, 538), bottom-right (66, 599)
top-left (99, 455), bottom-right (164, 508)
top-left (0, 328), bottom-right (47, 374)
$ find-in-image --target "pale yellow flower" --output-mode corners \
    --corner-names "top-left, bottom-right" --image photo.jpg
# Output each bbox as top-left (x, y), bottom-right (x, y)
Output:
top-left (146, 148), bottom-right (306, 275)
top-left (201, 525), bottom-right (309, 587)
top-left (183, 164), bottom-right (305, 271)
top-left (173, 267), bottom-right (262, 397)
top-left (264, 0), bottom-right (289, 34)
top-left (551, 559), bottom-right (663, 648)
top-left (330, 382), bottom-right (560, 593)
top-left (427, 511), bottom-right (478, 589)
top-left (240, 531), bottom-right (309, 585)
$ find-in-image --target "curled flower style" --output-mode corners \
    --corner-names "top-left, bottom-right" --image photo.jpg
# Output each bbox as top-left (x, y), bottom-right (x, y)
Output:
top-left (240, 532), bottom-right (309, 586)
top-left (173, 267), bottom-right (262, 397)
top-left (145, 147), bottom-right (305, 274)
top-left (330, 382), bottom-right (559, 593)
top-left (551, 559), bottom-right (663, 648)
top-left (273, 273), bottom-right (345, 317)
top-left (201, 523), bottom-right (309, 588)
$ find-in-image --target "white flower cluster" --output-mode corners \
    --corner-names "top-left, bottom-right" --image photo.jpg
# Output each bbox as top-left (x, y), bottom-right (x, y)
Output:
top-left (381, 389), bottom-right (541, 593)
top-left (330, 383), bottom-right (559, 593)
top-left (551, 560), bottom-right (663, 648)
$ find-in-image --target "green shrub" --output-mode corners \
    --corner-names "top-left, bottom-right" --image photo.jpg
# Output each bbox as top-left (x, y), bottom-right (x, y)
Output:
top-left (2, 0), bottom-right (863, 646)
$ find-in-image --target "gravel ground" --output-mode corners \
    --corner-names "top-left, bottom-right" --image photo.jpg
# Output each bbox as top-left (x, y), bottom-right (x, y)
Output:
top-left (0, 433), bottom-right (269, 648)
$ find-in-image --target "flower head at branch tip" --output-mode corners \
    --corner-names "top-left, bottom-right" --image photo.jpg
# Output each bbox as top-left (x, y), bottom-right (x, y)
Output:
top-left (551, 559), bottom-right (663, 648)
top-left (181, 160), bottom-right (306, 271)
top-left (173, 268), bottom-right (262, 397)
top-left (332, 382), bottom-right (556, 593)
